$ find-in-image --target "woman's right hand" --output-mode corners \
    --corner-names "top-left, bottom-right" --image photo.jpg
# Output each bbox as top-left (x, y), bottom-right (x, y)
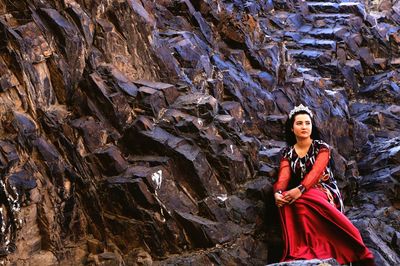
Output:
top-left (274, 192), bottom-right (289, 207)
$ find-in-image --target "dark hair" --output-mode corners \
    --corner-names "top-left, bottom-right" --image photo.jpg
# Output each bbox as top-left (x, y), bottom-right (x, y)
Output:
top-left (284, 111), bottom-right (322, 146)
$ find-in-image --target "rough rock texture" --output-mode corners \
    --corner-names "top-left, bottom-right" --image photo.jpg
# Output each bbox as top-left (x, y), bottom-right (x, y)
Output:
top-left (0, 0), bottom-right (399, 265)
top-left (268, 258), bottom-right (340, 266)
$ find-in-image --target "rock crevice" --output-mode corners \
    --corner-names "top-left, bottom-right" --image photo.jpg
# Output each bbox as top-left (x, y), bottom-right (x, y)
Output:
top-left (0, 0), bottom-right (398, 265)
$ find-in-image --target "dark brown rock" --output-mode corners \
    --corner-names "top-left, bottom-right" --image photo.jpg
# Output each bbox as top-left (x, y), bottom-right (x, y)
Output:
top-left (14, 22), bottom-right (52, 63)
top-left (0, 0), bottom-right (399, 265)
top-left (175, 210), bottom-right (241, 247)
top-left (93, 145), bottom-right (128, 176)
top-left (268, 258), bottom-right (340, 266)
top-left (172, 93), bottom-right (218, 122)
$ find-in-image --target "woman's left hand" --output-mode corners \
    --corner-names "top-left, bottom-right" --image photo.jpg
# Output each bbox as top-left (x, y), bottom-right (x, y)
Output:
top-left (282, 187), bottom-right (302, 204)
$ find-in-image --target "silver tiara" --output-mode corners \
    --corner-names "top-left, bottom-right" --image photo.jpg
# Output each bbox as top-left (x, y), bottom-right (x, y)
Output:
top-left (288, 104), bottom-right (313, 119)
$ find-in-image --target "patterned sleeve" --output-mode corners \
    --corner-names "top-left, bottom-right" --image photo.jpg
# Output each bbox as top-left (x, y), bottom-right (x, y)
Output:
top-left (273, 147), bottom-right (291, 193)
top-left (300, 144), bottom-right (330, 190)
top-left (315, 140), bottom-right (330, 152)
top-left (280, 146), bottom-right (290, 159)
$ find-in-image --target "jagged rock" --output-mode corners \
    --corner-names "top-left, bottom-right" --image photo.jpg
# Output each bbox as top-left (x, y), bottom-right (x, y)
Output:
top-left (267, 258), bottom-right (340, 266)
top-left (357, 137), bottom-right (400, 175)
top-left (71, 117), bottom-right (111, 153)
top-left (153, 235), bottom-right (269, 265)
top-left (134, 80), bottom-right (179, 105)
top-left (124, 248), bottom-right (153, 266)
top-left (259, 148), bottom-right (282, 166)
top-left (244, 177), bottom-right (273, 201)
top-left (83, 71), bottom-right (134, 130)
top-left (137, 86), bottom-right (167, 116)
top-left (8, 168), bottom-right (37, 203)
top-left (359, 73), bottom-right (400, 104)
top-left (93, 145), bottom-right (128, 176)
top-left (0, 141), bottom-right (19, 167)
top-left (352, 219), bottom-right (400, 266)
top-left (0, 0), bottom-right (399, 265)
top-left (172, 93), bottom-right (218, 122)
top-left (175, 210), bottom-right (242, 247)
top-left (14, 22), bottom-right (52, 63)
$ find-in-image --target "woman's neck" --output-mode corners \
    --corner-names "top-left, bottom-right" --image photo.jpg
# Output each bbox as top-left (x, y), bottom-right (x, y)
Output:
top-left (295, 137), bottom-right (312, 148)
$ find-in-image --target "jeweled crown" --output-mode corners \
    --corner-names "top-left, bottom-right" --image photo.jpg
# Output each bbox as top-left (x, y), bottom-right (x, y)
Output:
top-left (288, 104), bottom-right (313, 119)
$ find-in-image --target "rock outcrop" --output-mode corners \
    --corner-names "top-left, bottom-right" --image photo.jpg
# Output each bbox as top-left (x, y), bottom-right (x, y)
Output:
top-left (268, 258), bottom-right (340, 266)
top-left (0, 0), bottom-right (399, 265)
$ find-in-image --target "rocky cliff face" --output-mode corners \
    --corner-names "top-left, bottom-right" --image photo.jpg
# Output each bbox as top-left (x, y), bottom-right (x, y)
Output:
top-left (0, 0), bottom-right (399, 265)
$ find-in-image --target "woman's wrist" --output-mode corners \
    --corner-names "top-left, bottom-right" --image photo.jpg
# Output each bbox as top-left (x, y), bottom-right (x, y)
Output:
top-left (297, 184), bottom-right (306, 194)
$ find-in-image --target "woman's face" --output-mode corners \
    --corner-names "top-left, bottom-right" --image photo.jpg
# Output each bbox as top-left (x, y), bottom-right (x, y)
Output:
top-left (292, 113), bottom-right (312, 140)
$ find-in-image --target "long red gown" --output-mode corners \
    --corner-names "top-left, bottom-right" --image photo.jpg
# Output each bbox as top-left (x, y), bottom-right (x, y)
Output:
top-left (273, 140), bottom-right (375, 265)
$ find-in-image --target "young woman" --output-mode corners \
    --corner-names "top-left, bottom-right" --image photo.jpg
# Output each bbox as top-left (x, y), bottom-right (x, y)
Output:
top-left (273, 104), bottom-right (375, 265)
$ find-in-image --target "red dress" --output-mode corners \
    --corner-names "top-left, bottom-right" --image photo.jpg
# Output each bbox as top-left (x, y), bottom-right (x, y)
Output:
top-left (274, 140), bottom-right (375, 265)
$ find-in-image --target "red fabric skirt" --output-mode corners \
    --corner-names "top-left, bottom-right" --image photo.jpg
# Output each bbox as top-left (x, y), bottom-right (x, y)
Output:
top-left (279, 188), bottom-right (375, 265)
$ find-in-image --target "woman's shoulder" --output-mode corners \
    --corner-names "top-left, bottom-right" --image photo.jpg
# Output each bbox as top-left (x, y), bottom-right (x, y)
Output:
top-left (312, 139), bottom-right (330, 150)
top-left (280, 145), bottom-right (294, 158)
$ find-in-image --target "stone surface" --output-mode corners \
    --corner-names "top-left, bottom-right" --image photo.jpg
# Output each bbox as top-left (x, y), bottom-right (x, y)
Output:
top-left (0, 0), bottom-right (398, 265)
top-left (268, 258), bottom-right (340, 266)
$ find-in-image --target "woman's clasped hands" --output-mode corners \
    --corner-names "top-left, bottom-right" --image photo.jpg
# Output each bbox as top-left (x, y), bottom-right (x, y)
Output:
top-left (274, 187), bottom-right (303, 207)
